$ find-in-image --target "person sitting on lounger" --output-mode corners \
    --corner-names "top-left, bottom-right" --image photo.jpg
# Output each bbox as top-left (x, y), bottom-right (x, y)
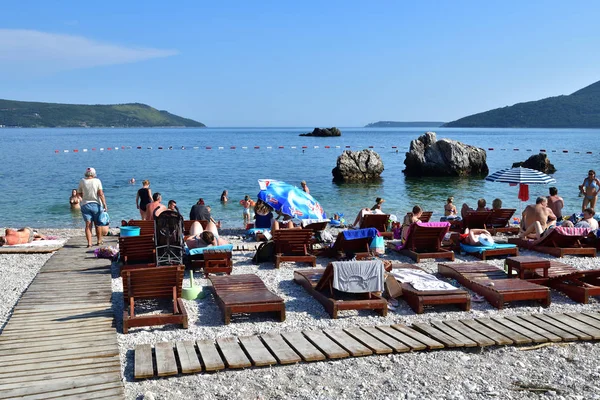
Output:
top-left (401, 205), bottom-right (423, 242)
top-left (575, 207), bottom-right (599, 230)
top-left (185, 220), bottom-right (228, 249)
top-left (444, 197), bottom-right (457, 217)
top-left (461, 198), bottom-right (488, 218)
top-left (352, 203), bottom-right (385, 228)
top-left (519, 196), bottom-right (557, 239)
top-left (0, 228), bottom-right (47, 246)
top-left (459, 228), bottom-right (493, 246)
top-left (254, 200), bottom-right (274, 229)
top-left (492, 198), bottom-right (503, 210)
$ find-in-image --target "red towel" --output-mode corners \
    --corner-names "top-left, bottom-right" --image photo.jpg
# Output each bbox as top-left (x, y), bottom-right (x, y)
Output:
top-left (518, 183), bottom-right (529, 201)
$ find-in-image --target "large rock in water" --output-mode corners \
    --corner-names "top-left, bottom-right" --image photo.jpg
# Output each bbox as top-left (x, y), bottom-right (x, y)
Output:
top-left (512, 153), bottom-right (556, 174)
top-left (332, 149), bottom-right (384, 182)
top-left (403, 132), bottom-right (489, 177)
top-left (300, 127), bottom-right (341, 137)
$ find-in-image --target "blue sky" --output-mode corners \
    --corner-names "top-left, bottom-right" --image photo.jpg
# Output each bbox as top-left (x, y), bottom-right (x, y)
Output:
top-left (1, 1), bottom-right (599, 126)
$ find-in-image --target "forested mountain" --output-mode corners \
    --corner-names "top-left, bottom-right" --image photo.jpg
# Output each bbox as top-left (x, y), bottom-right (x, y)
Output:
top-left (0, 99), bottom-right (204, 127)
top-left (444, 80), bottom-right (600, 128)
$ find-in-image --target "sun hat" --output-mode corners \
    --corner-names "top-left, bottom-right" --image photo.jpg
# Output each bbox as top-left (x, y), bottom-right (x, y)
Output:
top-left (85, 167), bottom-right (96, 177)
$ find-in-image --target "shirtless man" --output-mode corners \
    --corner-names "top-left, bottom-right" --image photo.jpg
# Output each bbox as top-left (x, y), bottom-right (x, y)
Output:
top-left (145, 192), bottom-right (167, 220)
top-left (547, 187), bottom-right (564, 221)
top-left (0, 228), bottom-right (46, 246)
top-left (519, 196), bottom-right (557, 239)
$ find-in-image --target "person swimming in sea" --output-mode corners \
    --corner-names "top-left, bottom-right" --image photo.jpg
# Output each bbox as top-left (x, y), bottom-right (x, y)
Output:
top-left (69, 189), bottom-right (82, 210)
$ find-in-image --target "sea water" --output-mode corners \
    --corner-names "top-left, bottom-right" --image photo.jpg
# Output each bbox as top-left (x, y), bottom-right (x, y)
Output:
top-left (0, 127), bottom-right (598, 229)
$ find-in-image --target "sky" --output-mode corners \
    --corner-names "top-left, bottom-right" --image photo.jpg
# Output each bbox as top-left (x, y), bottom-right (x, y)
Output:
top-left (1, 1), bottom-right (599, 127)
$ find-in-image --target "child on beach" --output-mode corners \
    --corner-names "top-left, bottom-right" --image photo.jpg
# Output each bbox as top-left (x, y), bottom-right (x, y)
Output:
top-left (239, 195), bottom-right (256, 227)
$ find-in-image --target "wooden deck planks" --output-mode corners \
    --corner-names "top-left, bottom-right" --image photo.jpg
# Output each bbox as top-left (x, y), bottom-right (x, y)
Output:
top-left (303, 330), bottom-right (349, 359)
top-left (196, 340), bottom-right (225, 371)
top-left (344, 327), bottom-right (394, 354)
top-left (154, 342), bottom-right (178, 376)
top-left (360, 326), bottom-right (410, 352)
top-left (261, 333), bottom-right (302, 364)
top-left (239, 336), bottom-right (278, 366)
top-left (475, 318), bottom-right (533, 344)
top-left (216, 337), bottom-right (252, 369)
top-left (282, 331), bottom-right (326, 362)
top-left (375, 326), bottom-right (428, 351)
top-left (459, 319), bottom-right (513, 346)
top-left (529, 314), bottom-right (586, 340)
top-left (323, 329), bottom-right (373, 357)
top-left (390, 324), bottom-right (445, 350)
top-left (135, 344), bottom-right (157, 379)
top-left (132, 309), bottom-right (600, 380)
top-left (176, 341), bottom-right (203, 374)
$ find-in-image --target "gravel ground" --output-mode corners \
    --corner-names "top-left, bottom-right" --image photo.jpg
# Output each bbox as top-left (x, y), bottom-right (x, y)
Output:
top-left (2, 228), bottom-right (600, 399)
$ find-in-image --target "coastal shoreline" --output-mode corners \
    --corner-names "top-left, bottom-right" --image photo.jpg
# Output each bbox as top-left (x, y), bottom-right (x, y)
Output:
top-left (2, 228), bottom-right (600, 398)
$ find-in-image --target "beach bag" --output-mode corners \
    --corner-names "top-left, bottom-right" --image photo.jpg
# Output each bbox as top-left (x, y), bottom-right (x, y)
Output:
top-left (370, 236), bottom-right (385, 255)
top-left (98, 211), bottom-right (110, 226)
top-left (252, 240), bottom-right (275, 264)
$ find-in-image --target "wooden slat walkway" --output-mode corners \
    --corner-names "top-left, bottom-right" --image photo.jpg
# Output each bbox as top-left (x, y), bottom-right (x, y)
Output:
top-left (133, 311), bottom-right (600, 380)
top-left (0, 237), bottom-right (124, 399)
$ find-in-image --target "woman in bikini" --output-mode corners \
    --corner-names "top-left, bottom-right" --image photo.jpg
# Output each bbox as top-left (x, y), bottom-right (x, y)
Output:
top-left (579, 170), bottom-right (600, 211)
top-left (69, 189), bottom-right (82, 210)
top-left (444, 197), bottom-right (457, 217)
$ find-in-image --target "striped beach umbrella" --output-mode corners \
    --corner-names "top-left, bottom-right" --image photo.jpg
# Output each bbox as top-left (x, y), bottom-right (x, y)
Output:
top-left (485, 167), bottom-right (556, 184)
top-left (486, 167), bottom-right (556, 205)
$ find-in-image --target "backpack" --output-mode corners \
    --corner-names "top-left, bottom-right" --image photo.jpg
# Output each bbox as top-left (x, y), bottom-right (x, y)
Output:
top-left (252, 241), bottom-right (275, 264)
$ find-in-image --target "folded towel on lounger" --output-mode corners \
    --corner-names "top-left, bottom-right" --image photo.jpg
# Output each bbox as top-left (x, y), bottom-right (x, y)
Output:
top-left (391, 269), bottom-right (457, 291)
top-left (342, 228), bottom-right (379, 241)
top-left (187, 244), bottom-right (234, 256)
top-left (331, 260), bottom-right (384, 293)
top-left (460, 243), bottom-right (517, 254)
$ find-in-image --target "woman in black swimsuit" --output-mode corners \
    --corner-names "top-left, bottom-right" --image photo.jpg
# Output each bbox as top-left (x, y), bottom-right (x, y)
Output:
top-left (136, 180), bottom-right (152, 220)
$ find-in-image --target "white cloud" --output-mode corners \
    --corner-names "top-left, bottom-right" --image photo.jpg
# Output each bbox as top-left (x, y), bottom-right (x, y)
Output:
top-left (0, 29), bottom-right (178, 74)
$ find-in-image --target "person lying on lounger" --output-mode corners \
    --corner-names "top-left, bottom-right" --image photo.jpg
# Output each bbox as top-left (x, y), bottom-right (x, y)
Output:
top-left (185, 220), bottom-right (229, 249)
top-left (0, 228), bottom-right (47, 246)
top-left (459, 228), bottom-right (493, 246)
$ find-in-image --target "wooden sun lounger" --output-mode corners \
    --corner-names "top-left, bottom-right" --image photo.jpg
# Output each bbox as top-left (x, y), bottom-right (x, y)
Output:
top-left (122, 265), bottom-right (188, 333)
top-left (391, 263), bottom-right (470, 314)
top-left (462, 210), bottom-right (493, 230)
top-left (438, 262), bottom-right (551, 309)
top-left (185, 248), bottom-right (233, 277)
top-left (486, 208), bottom-right (520, 235)
top-left (508, 227), bottom-right (597, 258)
top-left (391, 222), bottom-right (455, 262)
top-left (183, 220), bottom-right (209, 235)
top-left (454, 233), bottom-right (519, 260)
top-left (273, 229), bottom-right (316, 268)
top-left (294, 262), bottom-right (387, 319)
top-left (209, 274), bottom-right (285, 324)
top-left (118, 234), bottom-right (156, 265)
top-left (419, 211), bottom-right (433, 223)
top-left (361, 214), bottom-right (393, 239)
top-left (302, 221), bottom-right (329, 232)
top-left (328, 232), bottom-right (372, 259)
top-left (516, 259), bottom-right (600, 304)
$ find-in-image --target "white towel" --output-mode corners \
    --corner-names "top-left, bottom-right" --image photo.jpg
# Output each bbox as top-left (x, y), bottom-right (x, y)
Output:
top-left (391, 269), bottom-right (457, 291)
top-left (2, 239), bottom-right (66, 248)
top-left (301, 218), bottom-right (330, 227)
top-left (331, 260), bottom-right (384, 293)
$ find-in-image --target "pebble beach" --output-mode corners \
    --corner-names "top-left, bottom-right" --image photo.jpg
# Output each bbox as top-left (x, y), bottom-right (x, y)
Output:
top-left (2, 228), bottom-right (600, 399)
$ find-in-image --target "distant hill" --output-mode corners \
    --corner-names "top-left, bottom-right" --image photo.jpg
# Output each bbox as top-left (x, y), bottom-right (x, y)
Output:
top-left (444, 80), bottom-right (600, 128)
top-left (0, 99), bottom-right (205, 128)
top-left (365, 121), bottom-right (445, 128)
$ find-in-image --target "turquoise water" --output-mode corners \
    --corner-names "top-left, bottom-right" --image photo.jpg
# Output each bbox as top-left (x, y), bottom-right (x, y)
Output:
top-left (1, 127), bottom-right (598, 229)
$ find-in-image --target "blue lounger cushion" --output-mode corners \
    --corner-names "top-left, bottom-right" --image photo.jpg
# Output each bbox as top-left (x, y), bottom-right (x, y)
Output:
top-left (460, 243), bottom-right (516, 254)
top-left (187, 244), bottom-right (234, 256)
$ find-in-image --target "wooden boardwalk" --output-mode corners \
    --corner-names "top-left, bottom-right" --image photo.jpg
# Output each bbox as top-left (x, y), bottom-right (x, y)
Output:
top-left (0, 237), bottom-right (124, 399)
top-left (135, 311), bottom-right (600, 380)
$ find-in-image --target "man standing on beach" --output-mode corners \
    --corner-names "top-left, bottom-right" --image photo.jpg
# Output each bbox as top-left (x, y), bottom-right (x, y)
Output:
top-left (520, 196), bottom-right (557, 239)
top-left (547, 187), bottom-right (564, 221)
top-left (145, 193), bottom-right (166, 219)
